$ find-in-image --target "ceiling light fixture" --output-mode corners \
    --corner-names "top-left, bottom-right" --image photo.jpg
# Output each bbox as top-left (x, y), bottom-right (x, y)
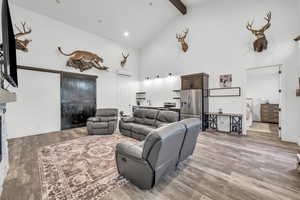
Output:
top-left (124, 31), bottom-right (130, 38)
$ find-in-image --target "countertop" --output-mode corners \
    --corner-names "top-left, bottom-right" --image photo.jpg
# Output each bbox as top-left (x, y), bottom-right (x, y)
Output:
top-left (205, 112), bottom-right (242, 117)
top-left (133, 105), bottom-right (181, 110)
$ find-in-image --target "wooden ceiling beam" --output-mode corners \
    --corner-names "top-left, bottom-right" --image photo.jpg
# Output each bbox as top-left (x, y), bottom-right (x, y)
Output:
top-left (169, 0), bottom-right (187, 15)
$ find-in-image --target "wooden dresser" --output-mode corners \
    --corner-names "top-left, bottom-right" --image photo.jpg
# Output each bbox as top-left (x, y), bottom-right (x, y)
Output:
top-left (260, 104), bottom-right (279, 124)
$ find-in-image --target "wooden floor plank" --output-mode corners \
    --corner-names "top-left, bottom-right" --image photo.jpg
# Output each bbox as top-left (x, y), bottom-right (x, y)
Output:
top-left (1, 127), bottom-right (300, 200)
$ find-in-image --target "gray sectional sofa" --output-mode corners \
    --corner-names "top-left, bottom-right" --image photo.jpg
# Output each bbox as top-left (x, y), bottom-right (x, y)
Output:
top-left (119, 108), bottom-right (179, 140)
top-left (116, 118), bottom-right (202, 189)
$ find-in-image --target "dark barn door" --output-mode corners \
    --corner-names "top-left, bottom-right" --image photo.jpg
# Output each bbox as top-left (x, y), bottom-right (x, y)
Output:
top-left (61, 72), bottom-right (97, 130)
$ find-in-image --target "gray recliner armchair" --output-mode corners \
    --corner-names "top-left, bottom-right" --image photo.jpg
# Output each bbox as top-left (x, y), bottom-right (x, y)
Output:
top-left (116, 118), bottom-right (202, 189)
top-left (87, 108), bottom-right (118, 135)
top-left (116, 122), bottom-right (186, 189)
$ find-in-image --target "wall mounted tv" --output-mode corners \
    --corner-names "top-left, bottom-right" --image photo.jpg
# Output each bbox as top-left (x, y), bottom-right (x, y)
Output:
top-left (0, 0), bottom-right (18, 88)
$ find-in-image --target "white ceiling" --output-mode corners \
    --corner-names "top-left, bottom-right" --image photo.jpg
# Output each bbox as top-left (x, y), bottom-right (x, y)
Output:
top-left (11, 0), bottom-right (208, 48)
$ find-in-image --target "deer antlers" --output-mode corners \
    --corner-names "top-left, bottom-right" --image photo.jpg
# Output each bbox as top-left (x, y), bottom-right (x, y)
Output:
top-left (246, 11), bottom-right (271, 36)
top-left (122, 52), bottom-right (129, 59)
top-left (15, 22), bottom-right (32, 38)
top-left (176, 28), bottom-right (189, 52)
top-left (14, 22), bottom-right (32, 52)
top-left (261, 11), bottom-right (272, 32)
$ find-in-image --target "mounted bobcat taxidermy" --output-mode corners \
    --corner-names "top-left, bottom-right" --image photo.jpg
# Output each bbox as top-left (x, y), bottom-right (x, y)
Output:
top-left (246, 11), bottom-right (271, 52)
top-left (120, 52), bottom-right (129, 67)
top-left (176, 28), bottom-right (189, 52)
top-left (58, 47), bottom-right (109, 72)
top-left (15, 22), bottom-right (32, 52)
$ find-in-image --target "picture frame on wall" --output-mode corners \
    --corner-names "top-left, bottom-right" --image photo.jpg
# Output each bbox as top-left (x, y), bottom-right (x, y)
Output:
top-left (220, 74), bottom-right (232, 88)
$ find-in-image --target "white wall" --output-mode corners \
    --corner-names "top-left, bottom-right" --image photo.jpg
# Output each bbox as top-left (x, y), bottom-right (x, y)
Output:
top-left (139, 0), bottom-right (300, 142)
top-left (140, 75), bottom-right (181, 107)
top-left (246, 67), bottom-right (280, 121)
top-left (5, 5), bottom-right (140, 139)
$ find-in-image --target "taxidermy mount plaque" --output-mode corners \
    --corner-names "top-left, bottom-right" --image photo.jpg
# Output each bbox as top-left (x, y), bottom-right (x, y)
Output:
top-left (176, 28), bottom-right (189, 52)
top-left (58, 47), bottom-right (109, 72)
top-left (246, 11), bottom-right (271, 52)
top-left (14, 22), bottom-right (32, 52)
top-left (121, 52), bottom-right (129, 67)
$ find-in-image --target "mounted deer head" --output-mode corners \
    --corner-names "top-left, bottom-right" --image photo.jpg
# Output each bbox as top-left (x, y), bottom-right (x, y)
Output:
top-left (121, 52), bottom-right (129, 67)
top-left (15, 22), bottom-right (32, 52)
top-left (246, 11), bottom-right (271, 52)
top-left (176, 28), bottom-right (189, 52)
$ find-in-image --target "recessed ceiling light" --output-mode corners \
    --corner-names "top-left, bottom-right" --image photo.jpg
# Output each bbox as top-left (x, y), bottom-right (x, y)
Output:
top-left (124, 31), bottom-right (130, 37)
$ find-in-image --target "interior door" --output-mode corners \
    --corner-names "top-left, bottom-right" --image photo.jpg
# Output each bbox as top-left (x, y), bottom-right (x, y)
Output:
top-left (117, 75), bottom-right (133, 115)
top-left (61, 72), bottom-right (97, 130)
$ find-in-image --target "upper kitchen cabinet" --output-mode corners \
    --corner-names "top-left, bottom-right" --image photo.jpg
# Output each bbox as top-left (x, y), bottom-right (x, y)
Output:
top-left (181, 73), bottom-right (209, 90)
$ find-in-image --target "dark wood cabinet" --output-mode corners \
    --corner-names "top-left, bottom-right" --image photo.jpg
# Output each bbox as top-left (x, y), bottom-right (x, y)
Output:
top-left (181, 73), bottom-right (208, 90)
top-left (261, 104), bottom-right (279, 124)
top-left (61, 72), bottom-right (97, 130)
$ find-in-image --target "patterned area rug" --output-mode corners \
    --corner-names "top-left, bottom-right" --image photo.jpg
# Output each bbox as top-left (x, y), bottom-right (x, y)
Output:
top-left (38, 134), bottom-right (137, 200)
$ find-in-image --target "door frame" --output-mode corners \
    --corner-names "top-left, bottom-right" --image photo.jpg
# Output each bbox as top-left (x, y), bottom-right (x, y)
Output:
top-left (243, 64), bottom-right (284, 139)
top-left (60, 72), bottom-right (97, 130)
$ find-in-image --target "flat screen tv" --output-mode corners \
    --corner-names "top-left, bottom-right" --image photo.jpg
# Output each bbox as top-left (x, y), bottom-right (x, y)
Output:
top-left (1, 0), bottom-right (18, 87)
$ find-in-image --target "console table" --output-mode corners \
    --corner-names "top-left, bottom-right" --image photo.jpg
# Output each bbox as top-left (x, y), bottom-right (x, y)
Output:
top-left (205, 112), bottom-right (243, 135)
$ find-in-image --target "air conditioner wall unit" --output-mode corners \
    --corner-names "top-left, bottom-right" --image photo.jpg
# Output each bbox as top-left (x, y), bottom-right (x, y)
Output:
top-left (116, 69), bottom-right (132, 77)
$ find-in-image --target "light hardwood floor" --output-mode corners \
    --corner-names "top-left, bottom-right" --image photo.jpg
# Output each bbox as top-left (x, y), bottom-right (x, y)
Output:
top-left (1, 128), bottom-right (300, 200)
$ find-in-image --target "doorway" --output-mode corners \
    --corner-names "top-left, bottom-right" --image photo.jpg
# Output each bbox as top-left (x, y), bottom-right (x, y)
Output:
top-left (245, 65), bottom-right (282, 139)
top-left (117, 75), bottom-right (133, 116)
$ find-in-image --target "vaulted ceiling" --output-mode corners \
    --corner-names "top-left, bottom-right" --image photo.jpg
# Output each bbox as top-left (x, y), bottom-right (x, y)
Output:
top-left (11, 0), bottom-right (208, 48)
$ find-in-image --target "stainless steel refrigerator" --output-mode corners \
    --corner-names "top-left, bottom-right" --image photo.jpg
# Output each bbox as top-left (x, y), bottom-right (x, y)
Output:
top-left (180, 73), bottom-right (209, 130)
top-left (180, 89), bottom-right (203, 119)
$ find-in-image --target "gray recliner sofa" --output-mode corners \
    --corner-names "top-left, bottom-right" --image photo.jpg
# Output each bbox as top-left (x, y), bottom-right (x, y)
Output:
top-left (87, 108), bottom-right (118, 135)
top-left (119, 108), bottom-right (179, 140)
top-left (116, 118), bottom-right (201, 189)
top-left (178, 118), bottom-right (202, 162)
